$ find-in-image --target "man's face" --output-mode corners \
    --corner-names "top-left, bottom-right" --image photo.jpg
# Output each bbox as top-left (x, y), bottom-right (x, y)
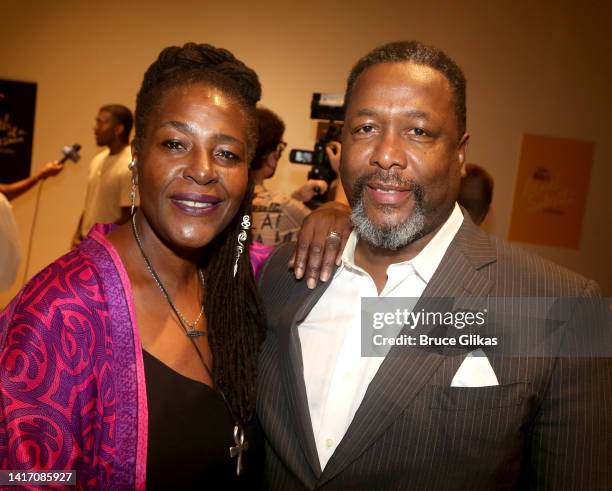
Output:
top-left (94, 110), bottom-right (119, 147)
top-left (341, 61), bottom-right (468, 250)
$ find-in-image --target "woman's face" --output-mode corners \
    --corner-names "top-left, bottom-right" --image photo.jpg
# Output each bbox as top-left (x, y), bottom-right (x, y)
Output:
top-left (134, 83), bottom-right (249, 251)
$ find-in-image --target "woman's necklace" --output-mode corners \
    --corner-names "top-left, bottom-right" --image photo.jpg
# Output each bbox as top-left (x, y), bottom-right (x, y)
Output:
top-left (131, 214), bottom-right (248, 476)
top-left (131, 214), bottom-right (206, 337)
top-left (197, 354), bottom-right (249, 477)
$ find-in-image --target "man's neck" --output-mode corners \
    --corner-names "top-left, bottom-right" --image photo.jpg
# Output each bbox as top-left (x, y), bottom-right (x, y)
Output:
top-left (355, 231), bottom-right (429, 294)
top-left (108, 140), bottom-right (127, 156)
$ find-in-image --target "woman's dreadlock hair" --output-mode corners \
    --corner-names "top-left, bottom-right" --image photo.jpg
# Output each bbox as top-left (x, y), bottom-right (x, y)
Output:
top-left (134, 43), bottom-right (265, 422)
top-left (202, 181), bottom-right (264, 423)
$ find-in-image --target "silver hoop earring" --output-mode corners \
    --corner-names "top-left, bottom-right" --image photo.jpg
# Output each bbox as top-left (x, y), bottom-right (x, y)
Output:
top-left (129, 160), bottom-right (137, 215)
top-left (233, 215), bottom-right (251, 278)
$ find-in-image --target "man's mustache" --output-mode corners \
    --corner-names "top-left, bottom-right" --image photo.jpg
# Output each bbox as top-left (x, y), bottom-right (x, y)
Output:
top-left (352, 171), bottom-right (425, 201)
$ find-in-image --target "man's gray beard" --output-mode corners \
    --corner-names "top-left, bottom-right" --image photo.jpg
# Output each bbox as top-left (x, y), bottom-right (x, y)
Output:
top-left (350, 198), bottom-right (426, 250)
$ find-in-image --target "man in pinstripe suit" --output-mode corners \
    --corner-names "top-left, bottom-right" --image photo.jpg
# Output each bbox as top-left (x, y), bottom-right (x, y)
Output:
top-left (257, 41), bottom-right (611, 490)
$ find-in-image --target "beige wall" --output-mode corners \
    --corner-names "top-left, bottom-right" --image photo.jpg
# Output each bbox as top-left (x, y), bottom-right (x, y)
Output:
top-left (1, 0), bottom-right (611, 306)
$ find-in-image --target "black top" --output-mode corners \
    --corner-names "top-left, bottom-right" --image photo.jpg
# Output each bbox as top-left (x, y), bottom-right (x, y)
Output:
top-left (143, 350), bottom-right (262, 490)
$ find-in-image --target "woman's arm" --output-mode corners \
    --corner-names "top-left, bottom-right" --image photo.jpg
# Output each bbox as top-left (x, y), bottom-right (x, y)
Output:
top-left (0, 162), bottom-right (64, 201)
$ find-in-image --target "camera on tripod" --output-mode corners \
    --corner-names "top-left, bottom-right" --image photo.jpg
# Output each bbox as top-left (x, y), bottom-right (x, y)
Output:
top-left (289, 93), bottom-right (345, 207)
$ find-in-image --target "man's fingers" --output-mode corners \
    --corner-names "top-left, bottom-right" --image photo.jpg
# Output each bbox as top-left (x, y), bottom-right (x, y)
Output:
top-left (292, 201), bottom-right (352, 284)
top-left (306, 225), bottom-right (345, 287)
top-left (336, 229), bottom-right (350, 266)
top-left (293, 240), bottom-right (311, 279)
top-left (320, 235), bottom-right (341, 282)
top-left (292, 221), bottom-right (316, 279)
top-left (304, 243), bottom-right (323, 289)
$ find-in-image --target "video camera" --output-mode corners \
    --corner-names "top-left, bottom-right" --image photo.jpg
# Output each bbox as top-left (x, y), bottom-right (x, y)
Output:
top-left (289, 93), bottom-right (345, 207)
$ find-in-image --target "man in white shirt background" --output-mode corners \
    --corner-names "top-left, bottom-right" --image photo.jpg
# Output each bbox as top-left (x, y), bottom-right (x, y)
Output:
top-left (257, 41), bottom-right (610, 490)
top-left (72, 104), bottom-right (133, 247)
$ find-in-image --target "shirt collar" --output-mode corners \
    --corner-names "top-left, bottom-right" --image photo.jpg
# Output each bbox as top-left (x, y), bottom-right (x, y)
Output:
top-left (339, 202), bottom-right (464, 283)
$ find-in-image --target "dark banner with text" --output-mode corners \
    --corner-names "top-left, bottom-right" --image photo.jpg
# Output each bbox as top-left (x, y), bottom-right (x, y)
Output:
top-left (0, 79), bottom-right (37, 183)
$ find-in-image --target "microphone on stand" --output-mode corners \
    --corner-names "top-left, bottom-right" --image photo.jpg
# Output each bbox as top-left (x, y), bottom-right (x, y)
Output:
top-left (59, 143), bottom-right (81, 164)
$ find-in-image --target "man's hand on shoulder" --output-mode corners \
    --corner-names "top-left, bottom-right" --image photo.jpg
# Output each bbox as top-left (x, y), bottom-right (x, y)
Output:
top-left (289, 201), bottom-right (352, 289)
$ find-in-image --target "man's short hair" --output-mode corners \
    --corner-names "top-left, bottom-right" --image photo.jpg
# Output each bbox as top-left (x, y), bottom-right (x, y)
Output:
top-left (251, 107), bottom-right (285, 170)
top-left (345, 41), bottom-right (466, 137)
top-left (100, 104), bottom-right (133, 142)
top-left (458, 163), bottom-right (494, 224)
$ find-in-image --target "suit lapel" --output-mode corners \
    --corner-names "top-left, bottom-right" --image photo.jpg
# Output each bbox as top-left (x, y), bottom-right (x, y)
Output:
top-left (318, 219), bottom-right (496, 486)
top-left (278, 277), bottom-right (333, 482)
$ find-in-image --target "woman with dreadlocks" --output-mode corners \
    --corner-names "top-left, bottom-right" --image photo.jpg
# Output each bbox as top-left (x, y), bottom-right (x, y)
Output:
top-left (0, 43), bottom-right (350, 490)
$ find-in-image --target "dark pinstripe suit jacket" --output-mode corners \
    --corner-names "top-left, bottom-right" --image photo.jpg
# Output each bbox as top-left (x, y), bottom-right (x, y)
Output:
top-left (256, 217), bottom-right (611, 490)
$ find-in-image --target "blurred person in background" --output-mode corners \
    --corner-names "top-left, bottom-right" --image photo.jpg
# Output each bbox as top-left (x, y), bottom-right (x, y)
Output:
top-left (457, 163), bottom-right (493, 226)
top-left (72, 104), bottom-right (134, 248)
top-left (0, 161), bottom-right (64, 291)
top-left (251, 106), bottom-right (328, 246)
top-left (0, 193), bottom-right (20, 291)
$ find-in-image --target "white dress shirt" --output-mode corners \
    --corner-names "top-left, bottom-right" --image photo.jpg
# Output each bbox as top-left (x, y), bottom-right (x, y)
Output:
top-left (298, 203), bottom-right (464, 469)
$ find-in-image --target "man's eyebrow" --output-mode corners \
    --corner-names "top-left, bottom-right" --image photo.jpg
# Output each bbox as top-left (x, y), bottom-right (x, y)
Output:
top-left (402, 109), bottom-right (429, 119)
top-left (354, 108), bottom-right (378, 118)
top-left (159, 120), bottom-right (243, 145)
top-left (353, 108), bottom-right (430, 119)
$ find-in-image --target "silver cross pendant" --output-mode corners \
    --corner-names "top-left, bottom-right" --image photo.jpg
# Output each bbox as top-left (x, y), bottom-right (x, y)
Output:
top-left (229, 423), bottom-right (249, 476)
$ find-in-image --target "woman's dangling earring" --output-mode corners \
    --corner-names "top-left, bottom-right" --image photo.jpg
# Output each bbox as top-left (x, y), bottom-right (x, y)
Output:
top-left (233, 215), bottom-right (251, 278)
top-left (129, 160), bottom-right (137, 216)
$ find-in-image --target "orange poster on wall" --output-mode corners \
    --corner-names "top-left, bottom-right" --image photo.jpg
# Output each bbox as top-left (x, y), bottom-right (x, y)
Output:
top-left (508, 134), bottom-right (594, 249)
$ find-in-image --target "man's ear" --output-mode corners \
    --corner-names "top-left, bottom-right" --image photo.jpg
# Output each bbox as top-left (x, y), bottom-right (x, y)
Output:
top-left (264, 151), bottom-right (279, 172)
top-left (114, 123), bottom-right (126, 140)
top-left (457, 133), bottom-right (470, 177)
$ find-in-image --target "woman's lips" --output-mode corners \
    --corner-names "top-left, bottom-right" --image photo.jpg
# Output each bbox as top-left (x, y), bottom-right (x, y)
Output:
top-left (170, 193), bottom-right (222, 216)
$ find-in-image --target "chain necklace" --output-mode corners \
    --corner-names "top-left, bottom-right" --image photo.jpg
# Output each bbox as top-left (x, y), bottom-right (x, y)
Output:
top-left (131, 213), bottom-right (248, 475)
top-left (131, 214), bottom-right (206, 337)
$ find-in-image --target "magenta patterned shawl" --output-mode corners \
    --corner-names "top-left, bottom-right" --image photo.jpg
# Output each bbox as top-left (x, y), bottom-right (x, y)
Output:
top-left (0, 224), bottom-right (272, 489)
